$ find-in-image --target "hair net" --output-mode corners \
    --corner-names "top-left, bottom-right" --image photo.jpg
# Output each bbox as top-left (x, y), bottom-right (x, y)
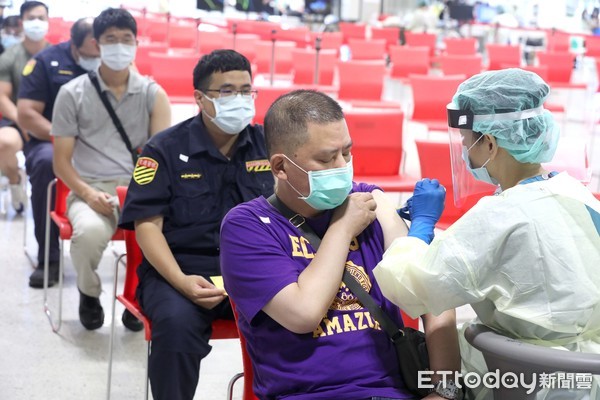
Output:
top-left (450, 68), bottom-right (559, 163)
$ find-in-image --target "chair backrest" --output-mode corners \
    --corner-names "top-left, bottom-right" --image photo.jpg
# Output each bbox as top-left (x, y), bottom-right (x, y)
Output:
top-left (291, 48), bottom-right (337, 85)
top-left (54, 178), bottom-right (71, 217)
top-left (274, 27), bottom-right (310, 48)
top-left (168, 21), bottom-right (198, 49)
top-left (234, 33), bottom-right (261, 63)
top-left (339, 22), bottom-right (366, 43)
top-left (348, 38), bottom-right (387, 61)
top-left (338, 60), bottom-right (386, 101)
top-left (389, 45), bottom-right (430, 79)
top-left (149, 51), bottom-right (200, 98)
top-left (254, 40), bottom-right (297, 74)
top-left (370, 27), bottom-right (400, 50)
top-left (345, 109), bottom-right (404, 176)
top-left (308, 31), bottom-right (343, 55)
top-left (485, 43), bottom-right (521, 70)
top-left (444, 37), bottom-right (478, 55)
top-left (230, 300), bottom-right (260, 400)
top-left (439, 54), bottom-right (482, 77)
top-left (253, 86), bottom-right (295, 125)
top-left (464, 323), bottom-right (600, 399)
top-left (136, 42), bottom-right (169, 76)
top-left (409, 74), bottom-right (465, 123)
top-left (585, 35), bottom-right (600, 58)
top-left (404, 32), bottom-right (437, 58)
top-left (536, 51), bottom-right (576, 84)
top-left (197, 30), bottom-right (234, 55)
top-left (545, 31), bottom-right (570, 53)
top-left (146, 17), bottom-right (169, 43)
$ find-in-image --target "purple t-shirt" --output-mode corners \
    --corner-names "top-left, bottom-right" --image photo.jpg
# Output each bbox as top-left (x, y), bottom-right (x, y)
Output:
top-left (221, 183), bottom-right (413, 400)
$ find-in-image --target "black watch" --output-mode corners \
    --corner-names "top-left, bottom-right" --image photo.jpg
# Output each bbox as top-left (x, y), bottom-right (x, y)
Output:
top-left (431, 379), bottom-right (463, 400)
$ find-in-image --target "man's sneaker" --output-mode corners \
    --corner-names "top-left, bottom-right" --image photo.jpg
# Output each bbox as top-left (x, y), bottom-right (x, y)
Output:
top-left (9, 183), bottom-right (26, 213)
top-left (28, 262), bottom-right (60, 288)
top-left (79, 291), bottom-right (104, 330)
top-left (122, 309), bottom-right (144, 332)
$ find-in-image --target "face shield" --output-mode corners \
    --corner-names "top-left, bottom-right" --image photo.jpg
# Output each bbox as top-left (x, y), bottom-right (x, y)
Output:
top-left (447, 104), bottom-right (498, 208)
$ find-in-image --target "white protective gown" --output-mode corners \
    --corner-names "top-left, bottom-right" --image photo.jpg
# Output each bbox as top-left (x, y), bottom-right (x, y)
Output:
top-left (374, 173), bottom-right (600, 399)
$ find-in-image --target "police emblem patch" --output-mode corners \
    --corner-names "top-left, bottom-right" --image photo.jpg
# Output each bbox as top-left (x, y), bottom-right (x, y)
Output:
top-left (133, 157), bottom-right (158, 185)
top-left (22, 59), bottom-right (36, 76)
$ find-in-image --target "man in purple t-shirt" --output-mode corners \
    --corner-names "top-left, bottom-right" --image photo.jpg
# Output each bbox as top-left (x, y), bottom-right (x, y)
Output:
top-left (221, 90), bottom-right (461, 400)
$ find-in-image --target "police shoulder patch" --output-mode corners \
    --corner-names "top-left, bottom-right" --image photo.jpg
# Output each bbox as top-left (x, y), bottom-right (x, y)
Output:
top-left (133, 157), bottom-right (159, 185)
top-left (22, 59), bottom-right (36, 76)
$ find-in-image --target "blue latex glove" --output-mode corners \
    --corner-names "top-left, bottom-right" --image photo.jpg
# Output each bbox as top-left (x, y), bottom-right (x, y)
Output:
top-left (405, 178), bottom-right (446, 244)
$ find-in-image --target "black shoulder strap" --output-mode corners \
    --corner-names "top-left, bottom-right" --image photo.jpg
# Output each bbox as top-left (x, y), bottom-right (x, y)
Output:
top-left (88, 71), bottom-right (138, 166)
top-left (266, 194), bottom-right (406, 340)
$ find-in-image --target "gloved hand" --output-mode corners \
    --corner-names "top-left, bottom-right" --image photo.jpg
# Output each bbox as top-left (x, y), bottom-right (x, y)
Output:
top-left (405, 178), bottom-right (446, 244)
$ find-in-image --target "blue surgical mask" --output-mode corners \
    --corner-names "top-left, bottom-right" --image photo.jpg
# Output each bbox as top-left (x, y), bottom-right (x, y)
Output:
top-left (462, 135), bottom-right (499, 186)
top-left (1, 34), bottom-right (21, 49)
top-left (285, 156), bottom-right (353, 210)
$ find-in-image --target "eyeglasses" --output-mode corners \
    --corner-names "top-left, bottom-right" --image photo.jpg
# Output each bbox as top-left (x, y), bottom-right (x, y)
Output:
top-left (204, 88), bottom-right (258, 99)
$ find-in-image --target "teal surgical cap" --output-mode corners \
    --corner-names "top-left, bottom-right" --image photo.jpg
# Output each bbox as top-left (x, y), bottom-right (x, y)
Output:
top-left (450, 68), bottom-right (559, 164)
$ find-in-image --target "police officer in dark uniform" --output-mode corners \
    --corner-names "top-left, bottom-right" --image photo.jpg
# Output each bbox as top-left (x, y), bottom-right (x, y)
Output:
top-left (17, 17), bottom-right (100, 288)
top-left (119, 50), bottom-right (274, 400)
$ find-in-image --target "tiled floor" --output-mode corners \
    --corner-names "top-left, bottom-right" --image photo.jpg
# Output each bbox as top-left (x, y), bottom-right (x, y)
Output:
top-left (1, 59), bottom-right (599, 400)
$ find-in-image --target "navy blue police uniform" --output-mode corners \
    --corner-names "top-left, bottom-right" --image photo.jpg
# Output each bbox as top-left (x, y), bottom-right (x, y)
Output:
top-left (18, 41), bottom-right (86, 268)
top-left (119, 114), bottom-right (274, 400)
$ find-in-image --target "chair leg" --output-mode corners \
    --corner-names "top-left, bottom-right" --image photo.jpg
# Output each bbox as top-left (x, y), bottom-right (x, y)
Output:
top-left (227, 373), bottom-right (244, 400)
top-left (145, 341), bottom-right (150, 400)
top-left (106, 253), bottom-right (125, 400)
top-left (43, 179), bottom-right (62, 333)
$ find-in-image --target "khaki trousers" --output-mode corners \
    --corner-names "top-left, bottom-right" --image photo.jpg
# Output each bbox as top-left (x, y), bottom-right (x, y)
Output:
top-left (66, 178), bottom-right (130, 297)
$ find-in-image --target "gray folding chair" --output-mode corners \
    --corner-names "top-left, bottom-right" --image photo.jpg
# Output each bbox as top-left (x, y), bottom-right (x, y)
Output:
top-left (464, 324), bottom-right (600, 399)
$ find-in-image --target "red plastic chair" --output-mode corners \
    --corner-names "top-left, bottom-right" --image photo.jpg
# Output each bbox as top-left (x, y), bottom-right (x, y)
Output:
top-left (146, 17), bottom-right (169, 43)
top-left (389, 45), bottom-right (430, 81)
top-left (585, 36), bottom-right (600, 58)
top-left (545, 31), bottom-right (570, 53)
top-left (339, 22), bottom-right (367, 43)
top-left (168, 20), bottom-right (198, 49)
top-left (107, 186), bottom-right (241, 400)
top-left (149, 51), bottom-right (200, 100)
top-left (274, 27), bottom-right (310, 48)
top-left (254, 40), bottom-right (297, 75)
top-left (234, 33), bottom-right (261, 63)
top-left (308, 31), bottom-right (343, 55)
top-left (409, 74), bottom-right (465, 132)
top-left (404, 32), bottom-right (437, 58)
top-left (338, 60), bottom-right (387, 101)
top-left (43, 178), bottom-right (124, 333)
top-left (348, 109), bottom-right (418, 192)
top-left (197, 30), bottom-right (232, 54)
top-left (439, 54), bottom-right (482, 77)
top-left (414, 139), bottom-right (495, 229)
top-left (47, 17), bottom-right (72, 44)
top-left (348, 38), bottom-right (387, 61)
top-left (136, 42), bottom-right (169, 76)
top-left (291, 48), bottom-right (337, 86)
top-left (536, 51), bottom-right (587, 89)
top-left (371, 27), bottom-right (400, 51)
top-left (485, 43), bottom-right (522, 70)
top-left (443, 37), bottom-right (478, 55)
top-left (253, 86), bottom-right (295, 125)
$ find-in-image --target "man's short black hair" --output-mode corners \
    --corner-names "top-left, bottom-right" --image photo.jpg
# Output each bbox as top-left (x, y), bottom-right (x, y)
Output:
top-left (70, 17), bottom-right (94, 48)
top-left (193, 49), bottom-right (252, 91)
top-left (93, 8), bottom-right (137, 40)
top-left (264, 90), bottom-right (344, 157)
top-left (20, 1), bottom-right (48, 18)
top-left (3, 15), bottom-right (21, 28)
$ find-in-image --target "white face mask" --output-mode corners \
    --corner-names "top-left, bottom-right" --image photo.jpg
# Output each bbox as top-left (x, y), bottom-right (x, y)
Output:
top-left (1, 34), bottom-right (22, 49)
top-left (78, 56), bottom-right (101, 72)
top-left (23, 19), bottom-right (48, 42)
top-left (203, 94), bottom-right (255, 135)
top-left (100, 43), bottom-right (136, 71)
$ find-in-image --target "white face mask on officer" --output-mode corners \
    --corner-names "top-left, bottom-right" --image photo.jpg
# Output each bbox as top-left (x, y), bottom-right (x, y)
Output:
top-left (23, 19), bottom-right (48, 42)
top-left (100, 43), bottom-right (136, 71)
top-left (203, 94), bottom-right (255, 135)
top-left (78, 56), bottom-right (101, 72)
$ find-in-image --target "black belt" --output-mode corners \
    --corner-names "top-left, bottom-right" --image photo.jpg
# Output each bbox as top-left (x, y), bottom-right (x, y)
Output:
top-left (175, 247), bottom-right (220, 257)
